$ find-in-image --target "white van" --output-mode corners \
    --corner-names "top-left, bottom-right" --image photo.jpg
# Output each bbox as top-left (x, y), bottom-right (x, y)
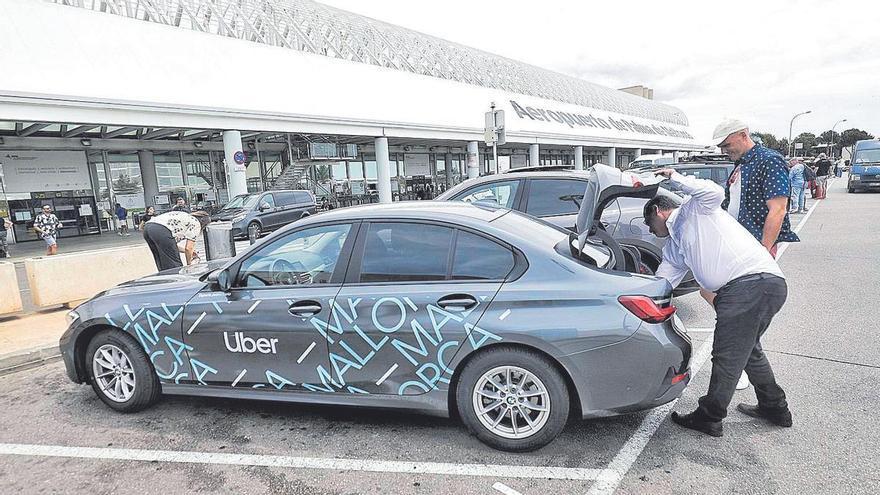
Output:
top-left (628, 154), bottom-right (675, 170)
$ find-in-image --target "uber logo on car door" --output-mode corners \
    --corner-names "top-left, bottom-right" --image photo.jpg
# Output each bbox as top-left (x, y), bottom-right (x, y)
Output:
top-left (223, 331), bottom-right (279, 354)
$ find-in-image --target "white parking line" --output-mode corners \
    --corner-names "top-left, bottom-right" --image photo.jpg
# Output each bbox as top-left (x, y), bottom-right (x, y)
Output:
top-left (493, 482), bottom-right (524, 495)
top-left (589, 196), bottom-right (823, 494)
top-left (0, 443), bottom-right (603, 481)
top-left (587, 339), bottom-right (714, 495)
top-left (775, 199), bottom-right (821, 259)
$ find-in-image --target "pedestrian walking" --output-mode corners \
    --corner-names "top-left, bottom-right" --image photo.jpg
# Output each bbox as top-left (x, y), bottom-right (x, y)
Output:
top-left (0, 214), bottom-right (12, 258)
top-left (115, 203), bottom-right (130, 236)
top-left (644, 169), bottom-right (792, 437)
top-left (814, 153), bottom-right (832, 199)
top-left (138, 205), bottom-right (156, 231)
top-left (171, 197), bottom-right (191, 212)
top-left (714, 118), bottom-right (800, 391)
top-left (142, 210), bottom-right (211, 270)
top-left (33, 205), bottom-right (63, 256)
top-left (788, 158), bottom-right (807, 214)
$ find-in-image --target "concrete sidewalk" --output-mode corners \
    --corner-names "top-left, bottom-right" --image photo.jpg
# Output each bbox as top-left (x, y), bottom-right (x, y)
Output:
top-left (0, 308), bottom-right (68, 375)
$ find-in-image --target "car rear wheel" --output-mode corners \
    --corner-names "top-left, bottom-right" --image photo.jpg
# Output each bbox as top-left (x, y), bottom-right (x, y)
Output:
top-left (86, 329), bottom-right (160, 412)
top-left (456, 347), bottom-right (569, 452)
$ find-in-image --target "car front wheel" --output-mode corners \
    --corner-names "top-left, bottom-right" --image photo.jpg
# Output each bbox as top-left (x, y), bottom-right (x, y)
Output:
top-left (86, 329), bottom-right (160, 412)
top-left (456, 347), bottom-right (569, 452)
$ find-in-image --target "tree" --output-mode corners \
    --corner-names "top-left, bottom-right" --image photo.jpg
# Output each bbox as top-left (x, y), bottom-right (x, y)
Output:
top-left (752, 132), bottom-right (787, 155)
top-left (792, 132), bottom-right (817, 157)
top-left (838, 128), bottom-right (875, 158)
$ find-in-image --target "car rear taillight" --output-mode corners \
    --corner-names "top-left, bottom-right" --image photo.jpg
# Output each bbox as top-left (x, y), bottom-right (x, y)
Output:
top-left (618, 295), bottom-right (676, 323)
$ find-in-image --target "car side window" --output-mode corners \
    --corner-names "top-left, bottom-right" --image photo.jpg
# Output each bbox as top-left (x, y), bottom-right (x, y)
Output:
top-left (452, 231), bottom-right (515, 281)
top-left (261, 194), bottom-right (276, 209)
top-left (275, 192), bottom-right (295, 207)
top-left (525, 179), bottom-right (586, 217)
top-left (360, 222), bottom-right (454, 283)
top-left (237, 224), bottom-right (351, 288)
top-left (294, 191), bottom-right (313, 204)
top-left (452, 180), bottom-right (519, 208)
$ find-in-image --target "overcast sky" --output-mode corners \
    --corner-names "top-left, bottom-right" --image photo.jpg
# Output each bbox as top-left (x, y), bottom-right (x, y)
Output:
top-left (321, 0), bottom-right (878, 143)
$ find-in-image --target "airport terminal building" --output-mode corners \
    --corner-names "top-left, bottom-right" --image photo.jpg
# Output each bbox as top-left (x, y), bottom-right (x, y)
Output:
top-left (0, 0), bottom-right (707, 243)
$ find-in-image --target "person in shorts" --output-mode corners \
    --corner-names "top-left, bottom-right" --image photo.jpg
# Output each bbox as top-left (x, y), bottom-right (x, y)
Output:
top-left (33, 205), bottom-right (62, 255)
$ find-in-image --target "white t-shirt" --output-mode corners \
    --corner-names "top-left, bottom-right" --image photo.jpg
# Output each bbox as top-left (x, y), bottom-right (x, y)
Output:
top-left (727, 167), bottom-right (742, 221)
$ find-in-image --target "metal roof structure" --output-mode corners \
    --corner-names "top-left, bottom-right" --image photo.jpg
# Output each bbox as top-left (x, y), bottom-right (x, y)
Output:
top-left (47, 0), bottom-right (688, 126)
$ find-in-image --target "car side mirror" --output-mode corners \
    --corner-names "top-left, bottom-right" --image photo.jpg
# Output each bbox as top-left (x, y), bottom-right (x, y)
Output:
top-left (259, 202), bottom-right (271, 212)
top-left (207, 268), bottom-right (231, 291)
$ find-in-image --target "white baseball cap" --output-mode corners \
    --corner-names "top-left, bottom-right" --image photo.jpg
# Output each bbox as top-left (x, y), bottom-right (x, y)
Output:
top-left (712, 118), bottom-right (749, 146)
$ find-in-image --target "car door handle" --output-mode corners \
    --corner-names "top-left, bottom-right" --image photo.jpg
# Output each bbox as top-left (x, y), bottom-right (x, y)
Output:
top-left (288, 300), bottom-right (322, 317)
top-left (437, 294), bottom-right (478, 312)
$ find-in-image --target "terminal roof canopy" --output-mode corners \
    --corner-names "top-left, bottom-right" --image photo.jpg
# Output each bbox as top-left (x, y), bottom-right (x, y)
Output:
top-left (0, 0), bottom-right (702, 149)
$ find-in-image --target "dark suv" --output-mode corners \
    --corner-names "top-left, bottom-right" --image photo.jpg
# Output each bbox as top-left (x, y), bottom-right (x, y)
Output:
top-left (213, 190), bottom-right (316, 238)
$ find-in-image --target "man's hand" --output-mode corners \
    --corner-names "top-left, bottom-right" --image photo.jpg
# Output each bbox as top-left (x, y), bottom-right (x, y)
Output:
top-left (654, 168), bottom-right (675, 179)
top-left (762, 197), bottom-right (788, 251)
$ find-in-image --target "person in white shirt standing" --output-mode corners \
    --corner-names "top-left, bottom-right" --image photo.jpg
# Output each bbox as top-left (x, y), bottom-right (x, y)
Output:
top-left (644, 169), bottom-right (792, 437)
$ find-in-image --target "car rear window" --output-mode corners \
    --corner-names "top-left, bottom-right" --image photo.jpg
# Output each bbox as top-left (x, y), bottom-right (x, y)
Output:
top-left (360, 223), bottom-right (454, 283)
top-left (524, 179), bottom-right (586, 217)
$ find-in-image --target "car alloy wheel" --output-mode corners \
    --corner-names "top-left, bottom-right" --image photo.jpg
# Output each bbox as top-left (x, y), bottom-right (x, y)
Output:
top-left (91, 344), bottom-right (136, 403)
top-left (472, 365), bottom-right (551, 439)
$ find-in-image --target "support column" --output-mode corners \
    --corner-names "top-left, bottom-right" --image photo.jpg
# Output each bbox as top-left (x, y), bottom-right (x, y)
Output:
top-left (673, 151), bottom-right (681, 163)
top-left (529, 144), bottom-right (540, 167)
top-left (444, 152), bottom-right (453, 190)
top-left (223, 130), bottom-right (248, 199)
top-left (607, 147), bottom-right (617, 168)
top-left (375, 137), bottom-right (392, 204)
top-left (574, 146), bottom-right (584, 170)
top-left (633, 148), bottom-right (642, 160)
top-left (467, 141), bottom-right (480, 179)
top-left (137, 150), bottom-right (158, 207)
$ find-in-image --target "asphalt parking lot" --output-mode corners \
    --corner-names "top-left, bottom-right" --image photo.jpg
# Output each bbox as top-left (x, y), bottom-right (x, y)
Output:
top-left (1, 178), bottom-right (878, 494)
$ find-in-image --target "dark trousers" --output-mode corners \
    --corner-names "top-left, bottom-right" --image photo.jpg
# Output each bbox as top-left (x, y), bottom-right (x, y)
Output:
top-left (143, 223), bottom-right (183, 271)
top-left (698, 274), bottom-right (788, 421)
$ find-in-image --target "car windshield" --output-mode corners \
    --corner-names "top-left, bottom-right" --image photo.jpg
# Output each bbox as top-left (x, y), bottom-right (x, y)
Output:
top-left (221, 195), bottom-right (259, 210)
top-left (854, 149), bottom-right (880, 164)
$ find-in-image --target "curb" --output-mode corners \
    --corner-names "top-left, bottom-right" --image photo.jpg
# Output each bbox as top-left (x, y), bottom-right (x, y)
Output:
top-left (0, 344), bottom-right (62, 376)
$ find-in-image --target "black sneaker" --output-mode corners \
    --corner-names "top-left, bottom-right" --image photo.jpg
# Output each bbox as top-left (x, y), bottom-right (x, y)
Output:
top-left (736, 403), bottom-right (793, 427)
top-left (671, 410), bottom-right (723, 437)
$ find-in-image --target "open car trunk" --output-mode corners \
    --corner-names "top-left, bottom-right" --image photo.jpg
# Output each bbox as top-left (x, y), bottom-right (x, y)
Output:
top-left (571, 165), bottom-right (699, 296)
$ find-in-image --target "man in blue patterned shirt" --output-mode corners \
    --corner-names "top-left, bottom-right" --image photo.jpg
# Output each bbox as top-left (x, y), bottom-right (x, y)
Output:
top-left (714, 119), bottom-right (800, 258)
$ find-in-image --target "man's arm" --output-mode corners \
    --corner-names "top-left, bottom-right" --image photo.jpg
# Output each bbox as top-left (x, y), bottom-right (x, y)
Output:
top-left (655, 243), bottom-right (689, 288)
top-left (655, 170), bottom-right (724, 212)
top-left (761, 156), bottom-right (793, 251)
top-left (762, 197), bottom-right (787, 250)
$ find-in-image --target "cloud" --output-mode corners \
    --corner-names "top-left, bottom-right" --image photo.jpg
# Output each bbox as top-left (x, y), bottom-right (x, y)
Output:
top-left (320, 0), bottom-right (879, 139)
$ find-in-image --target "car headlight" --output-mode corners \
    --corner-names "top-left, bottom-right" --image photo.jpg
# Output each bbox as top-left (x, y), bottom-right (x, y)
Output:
top-left (66, 310), bottom-right (80, 326)
top-left (232, 213), bottom-right (247, 223)
top-left (851, 174), bottom-right (860, 181)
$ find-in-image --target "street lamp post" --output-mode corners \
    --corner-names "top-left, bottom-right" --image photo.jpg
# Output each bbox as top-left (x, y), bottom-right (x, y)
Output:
top-left (788, 110), bottom-right (812, 157)
top-left (830, 119), bottom-right (847, 159)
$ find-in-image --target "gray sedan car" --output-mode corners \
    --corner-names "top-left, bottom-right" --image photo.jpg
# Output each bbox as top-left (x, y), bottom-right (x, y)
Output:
top-left (60, 195), bottom-right (691, 451)
top-left (436, 169), bottom-right (698, 295)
